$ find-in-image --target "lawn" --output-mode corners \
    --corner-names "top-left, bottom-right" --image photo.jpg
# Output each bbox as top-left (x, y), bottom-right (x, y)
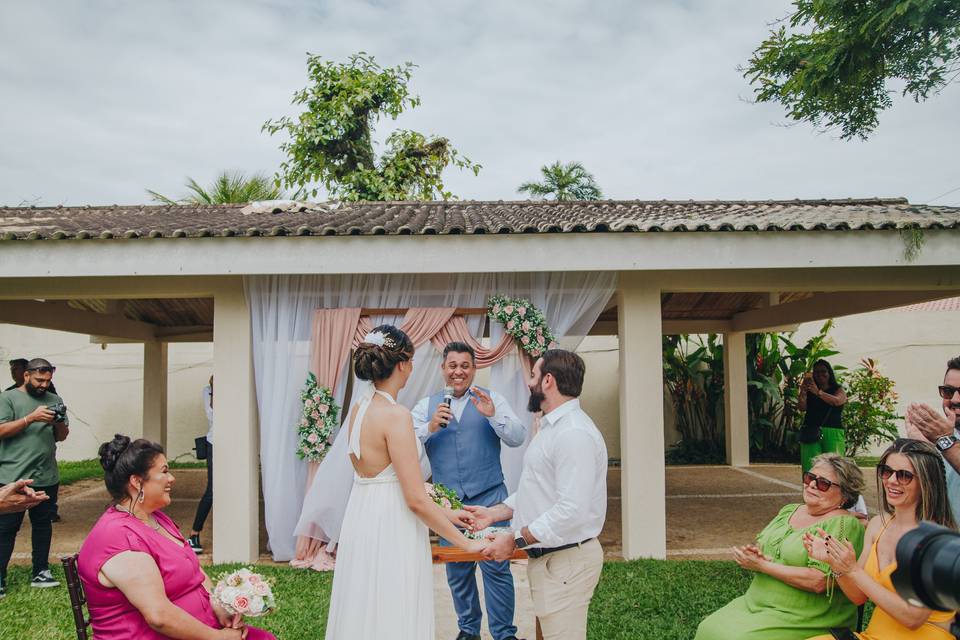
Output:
top-left (58, 458), bottom-right (206, 486)
top-left (0, 560), bottom-right (753, 639)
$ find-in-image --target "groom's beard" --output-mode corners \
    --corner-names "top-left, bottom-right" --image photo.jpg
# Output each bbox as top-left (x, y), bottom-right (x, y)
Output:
top-left (527, 389), bottom-right (545, 413)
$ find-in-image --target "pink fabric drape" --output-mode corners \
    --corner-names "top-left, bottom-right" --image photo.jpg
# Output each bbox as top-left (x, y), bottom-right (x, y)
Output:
top-left (429, 315), bottom-right (517, 368)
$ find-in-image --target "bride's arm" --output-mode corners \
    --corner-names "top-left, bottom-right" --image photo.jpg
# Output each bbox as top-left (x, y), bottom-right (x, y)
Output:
top-left (386, 408), bottom-right (484, 553)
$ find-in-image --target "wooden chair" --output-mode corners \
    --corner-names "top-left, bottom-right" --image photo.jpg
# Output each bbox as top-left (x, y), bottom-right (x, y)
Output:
top-left (61, 554), bottom-right (90, 640)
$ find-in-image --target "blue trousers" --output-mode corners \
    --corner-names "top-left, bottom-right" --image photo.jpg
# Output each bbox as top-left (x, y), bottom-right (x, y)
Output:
top-left (441, 482), bottom-right (517, 640)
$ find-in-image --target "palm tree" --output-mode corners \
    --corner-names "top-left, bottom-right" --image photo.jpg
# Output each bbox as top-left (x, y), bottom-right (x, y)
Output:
top-left (147, 171), bottom-right (290, 204)
top-left (517, 161), bottom-right (603, 201)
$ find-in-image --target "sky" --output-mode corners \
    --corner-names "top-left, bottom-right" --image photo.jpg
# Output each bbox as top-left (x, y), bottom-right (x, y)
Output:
top-left (1, 0), bottom-right (958, 207)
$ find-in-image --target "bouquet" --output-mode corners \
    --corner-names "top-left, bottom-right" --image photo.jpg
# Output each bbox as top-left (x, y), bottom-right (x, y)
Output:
top-left (296, 373), bottom-right (340, 463)
top-left (212, 567), bottom-right (276, 618)
top-left (425, 482), bottom-right (463, 510)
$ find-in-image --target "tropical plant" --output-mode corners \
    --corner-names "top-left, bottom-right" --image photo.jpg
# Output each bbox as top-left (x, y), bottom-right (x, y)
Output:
top-left (147, 171), bottom-right (287, 204)
top-left (840, 358), bottom-right (901, 456)
top-left (662, 334), bottom-right (726, 464)
top-left (263, 52), bottom-right (480, 201)
top-left (517, 161), bottom-right (603, 201)
top-left (746, 321), bottom-right (839, 461)
top-left (745, 0), bottom-right (960, 140)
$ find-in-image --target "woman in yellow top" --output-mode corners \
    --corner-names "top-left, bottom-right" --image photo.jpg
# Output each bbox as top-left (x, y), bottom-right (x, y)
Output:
top-left (805, 438), bottom-right (957, 639)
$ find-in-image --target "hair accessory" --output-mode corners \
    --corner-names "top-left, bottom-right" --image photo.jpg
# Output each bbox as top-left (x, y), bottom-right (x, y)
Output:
top-left (363, 331), bottom-right (396, 349)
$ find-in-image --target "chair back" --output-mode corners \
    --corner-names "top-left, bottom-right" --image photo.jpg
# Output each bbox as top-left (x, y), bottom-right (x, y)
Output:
top-left (61, 554), bottom-right (90, 640)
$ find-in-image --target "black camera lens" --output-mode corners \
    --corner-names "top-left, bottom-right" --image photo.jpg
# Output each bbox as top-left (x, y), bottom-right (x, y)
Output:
top-left (892, 521), bottom-right (960, 611)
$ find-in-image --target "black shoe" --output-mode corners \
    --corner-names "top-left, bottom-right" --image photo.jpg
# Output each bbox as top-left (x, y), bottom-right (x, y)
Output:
top-left (188, 535), bottom-right (203, 554)
top-left (30, 569), bottom-right (59, 588)
top-left (455, 633), bottom-right (480, 640)
top-left (501, 637), bottom-right (525, 640)
top-left (0, 577), bottom-right (6, 599)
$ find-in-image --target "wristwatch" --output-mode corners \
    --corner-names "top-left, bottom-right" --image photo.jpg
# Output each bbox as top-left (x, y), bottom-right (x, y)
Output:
top-left (936, 434), bottom-right (958, 452)
top-left (514, 529), bottom-right (529, 549)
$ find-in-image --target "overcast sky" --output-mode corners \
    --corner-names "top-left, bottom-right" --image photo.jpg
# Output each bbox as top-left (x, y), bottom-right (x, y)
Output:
top-left (1, 0), bottom-right (958, 207)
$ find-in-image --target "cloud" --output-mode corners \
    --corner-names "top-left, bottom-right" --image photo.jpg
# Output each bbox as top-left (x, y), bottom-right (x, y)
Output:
top-left (1, 0), bottom-right (958, 206)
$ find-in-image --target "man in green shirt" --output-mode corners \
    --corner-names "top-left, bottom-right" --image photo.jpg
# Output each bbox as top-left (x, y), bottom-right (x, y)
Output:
top-left (0, 358), bottom-right (68, 596)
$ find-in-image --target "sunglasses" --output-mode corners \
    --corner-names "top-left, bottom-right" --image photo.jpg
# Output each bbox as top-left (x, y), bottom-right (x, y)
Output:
top-left (802, 471), bottom-right (839, 492)
top-left (878, 463), bottom-right (915, 485)
top-left (27, 366), bottom-right (56, 374)
top-left (939, 385), bottom-right (960, 400)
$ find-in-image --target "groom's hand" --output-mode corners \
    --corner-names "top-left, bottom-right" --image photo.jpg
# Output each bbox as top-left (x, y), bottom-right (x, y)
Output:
top-left (463, 505), bottom-right (494, 531)
top-left (469, 387), bottom-right (496, 418)
top-left (449, 509), bottom-right (475, 529)
top-left (482, 532), bottom-right (516, 562)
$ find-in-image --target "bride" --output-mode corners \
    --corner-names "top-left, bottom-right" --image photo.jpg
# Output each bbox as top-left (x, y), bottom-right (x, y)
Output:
top-left (325, 325), bottom-right (488, 639)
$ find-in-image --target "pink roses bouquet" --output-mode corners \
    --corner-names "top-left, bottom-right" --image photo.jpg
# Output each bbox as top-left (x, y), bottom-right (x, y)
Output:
top-left (212, 567), bottom-right (276, 618)
top-left (487, 295), bottom-right (556, 357)
top-left (296, 373), bottom-right (340, 462)
top-left (425, 482), bottom-right (463, 510)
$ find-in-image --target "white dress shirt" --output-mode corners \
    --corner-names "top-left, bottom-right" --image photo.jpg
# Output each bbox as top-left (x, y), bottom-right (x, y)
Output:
top-left (411, 388), bottom-right (526, 447)
top-left (504, 398), bottom-right (607, 548)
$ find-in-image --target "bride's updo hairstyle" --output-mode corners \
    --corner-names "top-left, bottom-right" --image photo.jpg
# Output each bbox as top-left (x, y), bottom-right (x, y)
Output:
top-left (98, 434), bottom-right (165, 502)
top-left (354, 324), bottom-right (414, 382)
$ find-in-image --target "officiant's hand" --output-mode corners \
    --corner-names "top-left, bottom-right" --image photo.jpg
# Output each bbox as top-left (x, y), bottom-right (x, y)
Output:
top-left (463, 505), bottom-right (495, 531)
top-left (429, 404), bottom-right (454, 432)
top-left (469, 387), bottom-right (496, 418)
top-left (482, 532), bottom-right (516, 562)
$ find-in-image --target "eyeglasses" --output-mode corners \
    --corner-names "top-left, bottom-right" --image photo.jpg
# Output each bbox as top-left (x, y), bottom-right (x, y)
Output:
top-left (939, 385), bottom-right (960, 400)
top-left (878, 463), bottom-right (915, 485)
top-left (26, 366), bottom-right (55, 374)
top-left (802, 471), bottom-right (839, 492)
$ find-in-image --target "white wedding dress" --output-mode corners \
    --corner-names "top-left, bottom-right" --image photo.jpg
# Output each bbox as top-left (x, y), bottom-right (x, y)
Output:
top-left (324, 386), bottom-right (434, 640)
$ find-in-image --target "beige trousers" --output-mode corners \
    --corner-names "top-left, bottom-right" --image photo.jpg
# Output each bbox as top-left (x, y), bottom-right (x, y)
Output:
top-left (527, 538), bottom-right (604, 640)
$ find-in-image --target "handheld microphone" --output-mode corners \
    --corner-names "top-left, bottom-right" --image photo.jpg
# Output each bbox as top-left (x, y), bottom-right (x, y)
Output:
top-left (441, 386), bottom-right (454, 427)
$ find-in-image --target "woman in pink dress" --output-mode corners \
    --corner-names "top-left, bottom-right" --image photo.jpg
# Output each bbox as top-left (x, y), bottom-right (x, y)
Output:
top-left (78, 435), bottom-right (276, 640)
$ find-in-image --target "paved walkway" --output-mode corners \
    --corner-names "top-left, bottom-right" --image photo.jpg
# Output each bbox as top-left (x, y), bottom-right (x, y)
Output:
top-left (8, 464), bottom-right (880, 639)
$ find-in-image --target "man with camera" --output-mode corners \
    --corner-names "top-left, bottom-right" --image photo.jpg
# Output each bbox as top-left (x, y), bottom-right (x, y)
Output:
top-left (0, 358), bottom-right (69, 597)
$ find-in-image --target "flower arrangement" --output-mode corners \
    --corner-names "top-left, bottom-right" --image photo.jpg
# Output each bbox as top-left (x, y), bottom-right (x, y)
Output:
top-left (425, 482), bottom-right (463, 510)
top-left (487, 295), bottom-right (556, 357)
top-left (296, 372), bottom-right (340, 463)
top-left (212, 567), bottom-right (276, 618)
top-left (464, 526), bottom-right (510, 541)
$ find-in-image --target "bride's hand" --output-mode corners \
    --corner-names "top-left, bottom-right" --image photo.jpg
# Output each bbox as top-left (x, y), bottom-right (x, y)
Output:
top-left (446, 508), bottom-right (475, 529)
top-left (465, 538), bottom-right (489, 555)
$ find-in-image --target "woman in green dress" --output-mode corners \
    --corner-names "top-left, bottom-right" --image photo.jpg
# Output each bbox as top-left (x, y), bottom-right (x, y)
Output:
top-left (695, 453), bottom-right (866, 640)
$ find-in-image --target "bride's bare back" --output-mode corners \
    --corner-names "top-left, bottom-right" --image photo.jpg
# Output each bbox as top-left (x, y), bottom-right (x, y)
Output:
top-left (348, 395), bottom-right (412, 478)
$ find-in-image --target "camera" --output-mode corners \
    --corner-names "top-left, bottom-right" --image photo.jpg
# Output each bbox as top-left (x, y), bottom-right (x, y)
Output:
top-left (892, 521), bottom-right (960, 636)
top-left (48, 402), bottom-right (67, 423)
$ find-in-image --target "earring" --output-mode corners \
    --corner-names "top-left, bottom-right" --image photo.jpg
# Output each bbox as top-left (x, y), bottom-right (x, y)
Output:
top-left (137, 486), bottom-right (144, 503)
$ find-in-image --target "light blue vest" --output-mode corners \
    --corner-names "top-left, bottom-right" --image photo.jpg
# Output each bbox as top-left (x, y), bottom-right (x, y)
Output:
top-left (425, 387), bottom-right (504, 500)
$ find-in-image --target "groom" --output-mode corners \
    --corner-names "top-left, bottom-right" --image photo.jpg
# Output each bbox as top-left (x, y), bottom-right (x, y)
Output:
top-left (413, 342), bottom-right (526, 640)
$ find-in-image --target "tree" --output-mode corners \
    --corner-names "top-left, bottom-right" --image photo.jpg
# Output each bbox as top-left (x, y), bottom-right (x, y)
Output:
top-left (263, 52), bottom-right (480, 201)
top-left (517, 161), bottom-right (603, 201)
top-left (148, 171), bottom-right (287, 204)
top-left (745, 0), bottom-right (960, 139)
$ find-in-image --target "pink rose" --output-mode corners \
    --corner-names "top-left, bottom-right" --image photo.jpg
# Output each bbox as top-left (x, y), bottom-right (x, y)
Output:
top-left (504, 305), bottom-right (514, 314)
top-left (318, 404), bottom-right (329, 415)
top-left (521, 336), bottom-right (530, 345)
top-left (507, 320), bottom-right (515, 330)
top-left (307, 433), bottom-right (319, 443)
top-left (311, 410), bottom-right (320, 419)
top-left (521, 321), bottom-right (530, 332)
top-left (254, 582), bottom-right (270, 596)
top-left (233, 595), bottom-right (250, 613)
top-left (537, 335), bottom-right (545, 345)
top-left (248, 575), bottom-right (262, 584)
top-left (441, 497), bottom-right (452, 509)
top-left (304, 398), bottom-right (314, 408)
top-left (531, 349), bottom-right (541, 356)
top-left (518, 306), bottom-right (527, 317)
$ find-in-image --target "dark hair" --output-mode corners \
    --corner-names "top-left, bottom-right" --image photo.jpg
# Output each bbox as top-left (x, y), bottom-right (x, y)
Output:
top-left (25, 357), bottom-right (54, 372)
top-left (8, 358), bottom-right (28, 368)
top-left (443, 341), bottom-right (475, 363)
top-left (877, 438), bottom-right (957, 529)
top-left (812, 359), bottom-right (839, 391)
top-left (540, 349), bottom-right (586, 398)
top-left (946, 356), bottom-right (960, 376)
top-left (98, 434), bottom-right (165, 502)
top-left (353, 325), bottom-right (414, 382)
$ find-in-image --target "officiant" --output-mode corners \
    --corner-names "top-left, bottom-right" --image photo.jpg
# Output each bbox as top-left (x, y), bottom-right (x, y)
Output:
top-left (413, 341), bottom-right (526, 640)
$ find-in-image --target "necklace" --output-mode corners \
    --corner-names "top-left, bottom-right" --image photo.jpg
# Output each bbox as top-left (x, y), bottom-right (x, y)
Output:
top-left (115, 504), bottom-right (161, 531)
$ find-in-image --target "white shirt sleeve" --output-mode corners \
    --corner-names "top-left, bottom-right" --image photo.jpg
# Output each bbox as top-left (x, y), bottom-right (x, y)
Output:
top-left (202, 385), bottom-right (214, 424)
top-left (411, 396), bottom-right (432, 443)
top-left (487, 390), bottom-right (527, 448)
top-left (526, 429), bottom-right (599, 548)
top-left (503, 492), bottom-right (517, 511)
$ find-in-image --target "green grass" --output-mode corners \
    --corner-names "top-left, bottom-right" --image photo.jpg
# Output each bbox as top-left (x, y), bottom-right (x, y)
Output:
top-left (57, 458), bottom-right (206, 486)
top-left (0, 560), bottom-right (756, 640)
top-left (854, 456), bottom-right (881, 467)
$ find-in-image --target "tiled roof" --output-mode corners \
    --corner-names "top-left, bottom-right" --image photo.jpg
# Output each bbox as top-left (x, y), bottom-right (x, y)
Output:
top-left (1, 198), bottom-right (958, 241)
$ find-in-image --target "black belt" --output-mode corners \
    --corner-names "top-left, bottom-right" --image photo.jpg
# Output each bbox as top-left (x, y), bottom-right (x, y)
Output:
top-left (526, 538), bottom-right (594, 559)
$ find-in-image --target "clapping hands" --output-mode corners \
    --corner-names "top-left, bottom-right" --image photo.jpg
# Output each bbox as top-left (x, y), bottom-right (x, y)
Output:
top-left (731, 544), bottom-right (770, 572)
top-left (802, 528), bottom-right (858, 575)
top-left (905, 403), bottom-right (954, 442)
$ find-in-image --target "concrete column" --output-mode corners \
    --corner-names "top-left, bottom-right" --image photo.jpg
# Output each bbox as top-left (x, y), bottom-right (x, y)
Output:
top-left (142, 341), bottom-right (168, 450)
top-left (617, 272), bottom-right (666, 560)
top-left (212, 278), bottom-right (259, 564)
top-left (723, 331), bottom-right (750, 467)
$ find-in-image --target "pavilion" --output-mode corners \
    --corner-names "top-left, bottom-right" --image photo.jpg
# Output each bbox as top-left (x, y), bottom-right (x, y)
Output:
top-left (1, 198), bottom-right (958, 563)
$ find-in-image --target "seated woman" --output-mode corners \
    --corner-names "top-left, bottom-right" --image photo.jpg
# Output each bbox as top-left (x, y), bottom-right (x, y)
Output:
top-left (805, 439), bottom-right (957, 640)
top-left (78, 435), bottom-right (276, 639)
top-left (696, 453), bottom-right (866, 640)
